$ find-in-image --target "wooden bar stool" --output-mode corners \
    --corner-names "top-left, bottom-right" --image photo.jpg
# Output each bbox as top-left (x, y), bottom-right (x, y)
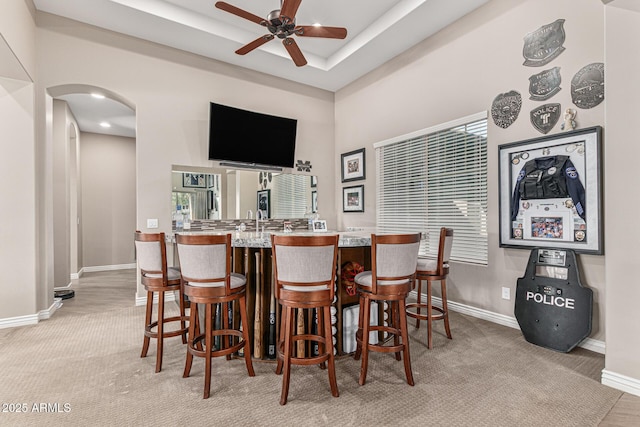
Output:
top-left (134, 231), bottom-right (188, 373)
top-left (406, 227), bottom-right (454, 349)
top-left (271, 234), bottom-right (340, 405)
top-left (176, 233), bottom-right (254, 399)
top-left (353, 233), bottom-right (421, 386)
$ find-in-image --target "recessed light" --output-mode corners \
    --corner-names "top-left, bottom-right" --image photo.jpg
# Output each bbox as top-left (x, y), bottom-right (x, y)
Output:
top-left (99, 122), bottom-right (111, 128)
top-left (91, 93), bottom-right (105, 99)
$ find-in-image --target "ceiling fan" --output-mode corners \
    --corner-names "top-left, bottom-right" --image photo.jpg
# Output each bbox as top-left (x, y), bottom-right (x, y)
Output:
top-left (215, 0), bottom-right (348, 67)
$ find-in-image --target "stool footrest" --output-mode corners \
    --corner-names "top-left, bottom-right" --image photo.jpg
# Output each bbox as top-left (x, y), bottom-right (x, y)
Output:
top-left (189, 330), bottom-right (246, 358)
top-left (406, 303), bottom-right (446, 321)
top-left (144, 315), bottom-right (189, 339)
top-left (355, 328), bottom-right (405, 354)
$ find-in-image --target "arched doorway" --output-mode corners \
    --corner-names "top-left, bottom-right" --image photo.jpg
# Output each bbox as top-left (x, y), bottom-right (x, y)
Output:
top-left (46, 84), bottom-right (136, 302)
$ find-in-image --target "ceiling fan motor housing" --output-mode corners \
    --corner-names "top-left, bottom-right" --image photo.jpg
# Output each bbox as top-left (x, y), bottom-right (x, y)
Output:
top-left (266, 9), bottom-right (296, 38)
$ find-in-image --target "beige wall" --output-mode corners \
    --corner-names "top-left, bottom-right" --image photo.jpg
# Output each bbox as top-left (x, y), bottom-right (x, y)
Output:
top-left (335, 0), bottom-right (607, 340)
top-left (0, 0), bottom-right (37, 320)
top-left (603, 3), bottom-right (640, 390)
top-left (80, 132), bottom-right (136, 268)
top-left (35, 12), bottom-right (336, 300)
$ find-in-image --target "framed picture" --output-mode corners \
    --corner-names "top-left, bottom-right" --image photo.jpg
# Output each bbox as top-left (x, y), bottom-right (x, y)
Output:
top-left (257, 189), bottom-right (271, 219)
top-left (183, 173), bottom-right (206, 188)
top-left (312, 219), bottom-right (327, 232)
top-left (311, 175), bottom-right (317, 188)
top-left (343, 185), bottom-right (364, 213)
top-left (341, 148), bottom-right (366, 182)
top-left (312, 190), bottom-right (318, 213)
top-left (498, 126), bottom-right (603, 254)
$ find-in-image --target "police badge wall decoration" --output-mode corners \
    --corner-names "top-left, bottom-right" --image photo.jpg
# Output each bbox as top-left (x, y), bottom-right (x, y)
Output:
top-left (571, 63), bottom-right (604, 109)
top-left (528, 67), bottom-right (562, 101)
top-left (491, 90), bottom-right (522, 129)
top-left (522, 19), bottom-right (566, 67)
top-left (530, 103), bottom-right (561, 134)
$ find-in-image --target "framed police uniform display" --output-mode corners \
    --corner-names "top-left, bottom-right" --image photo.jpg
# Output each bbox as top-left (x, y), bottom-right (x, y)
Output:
top-left (498, 126), bottom-right (603, 254)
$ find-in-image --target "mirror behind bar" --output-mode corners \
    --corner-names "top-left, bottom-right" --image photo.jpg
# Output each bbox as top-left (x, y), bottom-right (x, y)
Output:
top-left (171, 169), bottom-right (317, 221)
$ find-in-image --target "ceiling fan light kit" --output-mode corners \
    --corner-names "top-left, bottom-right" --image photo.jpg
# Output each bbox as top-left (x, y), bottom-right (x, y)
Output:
top-left (215, 0), bottom-right (347, 67)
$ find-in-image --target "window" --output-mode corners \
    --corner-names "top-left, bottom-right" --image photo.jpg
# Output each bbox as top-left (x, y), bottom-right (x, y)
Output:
top-left (271, 174), bottom-right (307, 219)
top-left (375, 113), bottom-right (488, 265)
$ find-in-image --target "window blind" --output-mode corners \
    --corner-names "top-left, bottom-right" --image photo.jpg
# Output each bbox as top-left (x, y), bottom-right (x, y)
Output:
top-left (375, 114), bottom-right (488, 265)
top-left (271, 173), bottom-right (307, 219)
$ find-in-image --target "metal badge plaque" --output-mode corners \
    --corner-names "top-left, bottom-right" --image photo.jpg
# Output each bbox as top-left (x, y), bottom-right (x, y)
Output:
top-left (529, 67), bottom-right (562, 101)
top-left (530, 103), bottom-right (561, 134)
top-left (491, 90), bottom-right (522, 129)
top-left (523, 19), bottom-right (566, 67)
top-left (571, 63), bottom-right (604, 109)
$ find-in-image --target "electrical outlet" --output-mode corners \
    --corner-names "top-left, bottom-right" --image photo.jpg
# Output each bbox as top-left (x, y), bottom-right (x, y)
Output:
top-left (502, 287), bottom-right (511, 300)
top-left (147, 218), bottom-right (159, 229)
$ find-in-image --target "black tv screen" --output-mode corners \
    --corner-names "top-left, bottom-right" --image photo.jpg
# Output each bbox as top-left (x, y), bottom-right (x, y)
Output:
top-left (208, 102), bottom-right (297, 168)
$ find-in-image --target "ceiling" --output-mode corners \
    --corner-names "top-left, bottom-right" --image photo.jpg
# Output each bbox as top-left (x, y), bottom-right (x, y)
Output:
top-left (33, 0), bottom-right (489, 138)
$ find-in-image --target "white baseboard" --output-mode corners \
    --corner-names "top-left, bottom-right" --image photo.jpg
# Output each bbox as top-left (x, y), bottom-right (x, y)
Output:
top-left (409, 290), bottom-right (605, 354)
top-left (70, 268), bottom-right (85, 280)
top-left (0, 298), bottom-right (63, 329)
top-left (602, 369), bottom-right (640, 397)
top-left (135, 291), bottom-right (177, 307)
top-left (83, 263), bottom-right (136, 273)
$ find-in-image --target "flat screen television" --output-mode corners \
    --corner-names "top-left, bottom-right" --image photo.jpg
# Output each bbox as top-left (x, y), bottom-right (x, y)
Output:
top-left (208, 102), bottom-right (297, 169)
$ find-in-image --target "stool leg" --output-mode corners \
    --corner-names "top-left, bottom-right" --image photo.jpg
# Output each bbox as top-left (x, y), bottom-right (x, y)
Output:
top-left (203, 303), bottom-right (213, 399)
top-left (141, 290), bottom-right (153, 358)
top-left (238, 295), bottom-right (255, 377)
top-left (399, 297), bottom-right (414, 386)
top-left (275, 304), bottom-right (286, 375)
top-left (441, 279), bottom-right (452, 340)
top-left (183, 301), bottom-right (197, 378)
top-left (179, 283), bottom-right (187, 344)
top-left (354, 294), bottom-right (365, 361)
top-left (358, 296), bottom-right (371, 386)
top-left (280, 306), bottom-right (294, 405)
top-left (392, 301), bottom-right (401, 361)
top-left (415, 278), bottom-right (422, 329)
top-left (427, 279), bottom-right (433, 350)
top-left (323, 304), bottom-right (339, 397)
top-left (222, 301), bottom-right (230, 360)
top-left (317, 307), bottom-right (326, 370)
top-left (156, 290), bottom-right (165, 373)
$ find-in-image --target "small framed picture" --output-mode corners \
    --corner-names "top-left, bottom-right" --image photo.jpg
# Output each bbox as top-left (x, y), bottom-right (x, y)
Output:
top-left (311, 175), bottom-right (317, 188)
top-left (341, 148), bottom-right (366, 182)
top-left (183, 173), bottom-right (206, 188)
top-left (343, 185), bottom-right (364, 213)
top-left (312, 219), bottom-right (327, 232)
top-left (257, 189), bottom-right (271, 218)
top-left (312, 190), bottom-right (318, 213)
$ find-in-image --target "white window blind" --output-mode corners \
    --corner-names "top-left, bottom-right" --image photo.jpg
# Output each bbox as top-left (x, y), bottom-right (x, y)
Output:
top-left (375, 114), bottom-right (488, 265)
top-left (271, 174), bottom-right (307, 219)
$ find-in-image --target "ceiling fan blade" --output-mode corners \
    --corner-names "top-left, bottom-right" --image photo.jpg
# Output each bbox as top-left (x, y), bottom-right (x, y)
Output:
top-left (296, 26), bottom-right (348, 39)
top-left (282, 38), bottom-right (307, 67)
top-left (215, 1), bottom-right (265, 25)
top-left (280, 0), bottom-right (302, 23)
top-left (236, 35), bottom-right (275, 55)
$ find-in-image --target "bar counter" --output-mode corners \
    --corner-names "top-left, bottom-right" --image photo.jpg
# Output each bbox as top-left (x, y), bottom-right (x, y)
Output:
top-left (169, 230), bottom-right (373, 357)
top-left (170, 230), bottom-right (373, 248)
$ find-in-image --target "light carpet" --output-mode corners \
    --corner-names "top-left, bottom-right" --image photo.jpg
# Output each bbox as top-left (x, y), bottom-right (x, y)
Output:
top-left (0, 300), bottom-right (621, 426)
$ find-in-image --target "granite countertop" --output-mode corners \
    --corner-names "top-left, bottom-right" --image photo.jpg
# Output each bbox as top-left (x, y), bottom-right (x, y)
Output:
top-left (170, 230), bottom-right (372, 248)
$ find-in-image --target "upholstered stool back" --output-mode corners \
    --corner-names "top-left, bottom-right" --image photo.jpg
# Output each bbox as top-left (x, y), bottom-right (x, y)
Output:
top-left (175, 233), bottom-right (254, 399)
top-left (134, 231), bottom-right (188, 373)
top-left (354, 233), bottom-right (421, 386)
top-left (271, 234), bottom-right (339, 405)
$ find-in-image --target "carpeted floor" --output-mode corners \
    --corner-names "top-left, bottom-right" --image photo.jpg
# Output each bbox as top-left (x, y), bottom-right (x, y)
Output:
top-left (0, 271), bottom-right (623, 426)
